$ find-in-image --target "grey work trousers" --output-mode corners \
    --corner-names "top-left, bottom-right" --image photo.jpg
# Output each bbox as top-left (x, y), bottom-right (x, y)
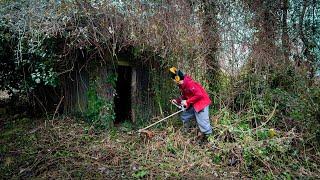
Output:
top-left (180, 105), bottom-right (212, 135)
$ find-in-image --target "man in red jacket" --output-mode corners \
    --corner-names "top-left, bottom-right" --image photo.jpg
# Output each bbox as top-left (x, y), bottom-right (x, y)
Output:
top-left (169, 67), bottom-right (213, 139)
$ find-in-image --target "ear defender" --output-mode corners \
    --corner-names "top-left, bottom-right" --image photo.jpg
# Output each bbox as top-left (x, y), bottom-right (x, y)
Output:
top-left (175, 75), bottom-right (180, 82)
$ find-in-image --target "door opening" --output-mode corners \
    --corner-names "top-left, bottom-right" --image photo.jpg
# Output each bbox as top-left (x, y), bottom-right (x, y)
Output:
top-left (114, 66), bottom-right (132, 124)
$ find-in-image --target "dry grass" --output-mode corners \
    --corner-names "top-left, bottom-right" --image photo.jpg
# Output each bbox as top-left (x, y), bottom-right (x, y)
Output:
top-left (0, 117), bottom-right (239, 179)
top-left (1, 115), bottom-right (319, 179)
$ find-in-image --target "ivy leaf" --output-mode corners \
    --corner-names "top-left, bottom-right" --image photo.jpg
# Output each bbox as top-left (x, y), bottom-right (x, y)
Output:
top-left (35, 78), bottom-right (41, 84)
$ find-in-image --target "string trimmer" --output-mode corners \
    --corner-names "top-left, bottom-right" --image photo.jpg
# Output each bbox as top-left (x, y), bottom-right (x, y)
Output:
top-left (138, 101), bottom-right (186, 133)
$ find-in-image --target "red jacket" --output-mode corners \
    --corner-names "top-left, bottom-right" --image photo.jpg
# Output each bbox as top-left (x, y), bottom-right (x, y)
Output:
top-left (175, 75), bottom-right (212, 112)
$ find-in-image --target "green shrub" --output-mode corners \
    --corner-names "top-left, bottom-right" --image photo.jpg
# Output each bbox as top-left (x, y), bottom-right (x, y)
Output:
top-left (86, 79), bottom-right (115, 130)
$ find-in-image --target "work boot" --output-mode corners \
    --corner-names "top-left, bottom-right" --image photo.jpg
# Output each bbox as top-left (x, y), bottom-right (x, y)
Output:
top-left (195, 132), bottom-right (206, 145)
top-left (198, 133), bottom-right (211, 143)
top-left (182, 122), bottom-right (191, 133)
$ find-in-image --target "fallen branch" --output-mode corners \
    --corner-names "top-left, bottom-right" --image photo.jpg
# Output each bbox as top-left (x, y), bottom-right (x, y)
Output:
top-left (52, 96), bottom-right (64, 121)
top-left (251, 103), bottom-right (277, 131)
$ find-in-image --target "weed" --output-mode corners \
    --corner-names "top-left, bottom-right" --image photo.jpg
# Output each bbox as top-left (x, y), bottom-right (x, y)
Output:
top-left (132, 168), bottom-right (149, 178)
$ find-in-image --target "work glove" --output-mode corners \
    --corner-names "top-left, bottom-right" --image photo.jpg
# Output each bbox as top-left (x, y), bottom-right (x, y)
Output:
top-left (181, 100), bottom-right (187, 107)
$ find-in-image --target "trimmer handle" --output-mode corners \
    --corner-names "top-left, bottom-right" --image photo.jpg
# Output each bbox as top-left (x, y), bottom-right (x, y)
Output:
top-left (171, 101), bottom-right (186, 111)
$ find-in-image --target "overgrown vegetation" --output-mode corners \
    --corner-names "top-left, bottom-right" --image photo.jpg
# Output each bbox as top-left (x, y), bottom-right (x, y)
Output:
top-left (86, 78), bottom-right (115, 130)
top-left (0, 115), bottom-right (319, 178)
top-left (0, 0), bottom-right (319, 178)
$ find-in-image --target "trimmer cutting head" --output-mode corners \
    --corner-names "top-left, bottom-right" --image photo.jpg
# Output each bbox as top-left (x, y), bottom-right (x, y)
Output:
top-left (138, 129), bottom-right (154, 139)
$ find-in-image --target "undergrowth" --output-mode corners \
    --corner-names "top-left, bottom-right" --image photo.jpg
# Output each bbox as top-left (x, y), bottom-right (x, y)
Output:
top-left (0, 113), bottom-right (319, 179)
top-left (1, 67), bottom-right (319, 179)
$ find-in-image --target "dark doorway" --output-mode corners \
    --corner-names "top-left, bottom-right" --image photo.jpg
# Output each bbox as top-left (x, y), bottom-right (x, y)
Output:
top-left (114, 66), bottom-right (132, 124)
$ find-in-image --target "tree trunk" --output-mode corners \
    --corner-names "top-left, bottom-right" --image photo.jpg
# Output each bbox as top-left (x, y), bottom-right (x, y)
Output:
top-left (201, 0), bottom-right (220, 92)
top-left (299, 0), bottom-right (315, 84)
top-left (282, 0), bottom-right (290, 62)
top-left (245, 0), bottom-right (280, 73)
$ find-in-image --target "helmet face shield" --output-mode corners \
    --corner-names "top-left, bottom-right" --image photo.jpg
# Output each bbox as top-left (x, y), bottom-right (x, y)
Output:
top-left (170, 72), bottom-right (177, 80)
top-left (177, 70), bottom-right (184, 80)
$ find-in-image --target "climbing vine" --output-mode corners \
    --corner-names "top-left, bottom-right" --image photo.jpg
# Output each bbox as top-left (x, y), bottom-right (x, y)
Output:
top-left (86, 77), bottom-right (116, 130)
